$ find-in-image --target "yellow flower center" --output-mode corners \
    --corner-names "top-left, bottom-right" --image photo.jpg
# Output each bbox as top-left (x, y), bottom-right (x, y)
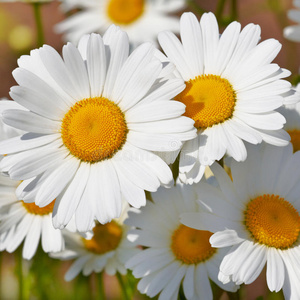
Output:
top-left (175, 75), bottom-right (236, 129)
top-left (83, 221), bottom-right (123, 255)
top-left (22, 200), bottom-right (55, 215)
top-left (171, 224), bottom-right (216, 264)
top-left (287, 129), bottom-right (300, 152)
top-left (107, 0), bottom-right (145, 25)
top-left (244, 194), bottom-right (300, 249)
top-left (61, 97), bottom-right (128, 163)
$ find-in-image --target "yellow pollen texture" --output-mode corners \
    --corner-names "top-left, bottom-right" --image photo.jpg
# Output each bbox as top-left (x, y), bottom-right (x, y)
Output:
top-left (245, 194), bottom-right (300, 249)
top-left (61, 97), bottom-right (128, 163)
top-left (107, 0), bottom-right (144, 25)
top-left (287, 130), bottom-right (300, 153)
top-left (175, 74), bottom-right (236, 129)
top-left (84, 221), bottom-right (123, 255)
top-left (22, 200), bottom-right (55, 215)
top-left (171, 224), bottom-right (216, 264)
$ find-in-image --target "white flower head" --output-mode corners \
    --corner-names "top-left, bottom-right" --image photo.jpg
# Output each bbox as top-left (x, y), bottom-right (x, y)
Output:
top-left (181, 143), bottom-right (300, 299)
top-left (0, 117), bottom-right (64, 260)
top-left (56, 0), bottom-right (185, 46)
top-left (125, 184), bottom-right (238, 300)
top-left (158, 12), bottom-right (294, 184)
top-left (0, 27), bottom-right (196, 232)
top-left (284, 0), bottom-right (300, 42)
top-left (278, 83), bottom-right (300, 152)
top-left (50, 204), bottom-right (139, 281)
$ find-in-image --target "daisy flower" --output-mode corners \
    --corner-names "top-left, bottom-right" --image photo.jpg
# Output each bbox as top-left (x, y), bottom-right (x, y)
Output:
top-left (278, 84), bottom-right (300, 152)
top-left (0, 113), bottom-right (64, 260)
top-left (181, 143), bottom-right (300, 299)
top-left (0, 27), bottom-right (196, 232)
top-left (50, 204), bottom-right (139, 281)
top-left (56, 0), bottom-right (185, 46)
top-left (125, 184), bottom-right (238, 300)
top-left (284, 0), bottom-right (300, 42)
top-left (158, 12), bottom-right (293, 184)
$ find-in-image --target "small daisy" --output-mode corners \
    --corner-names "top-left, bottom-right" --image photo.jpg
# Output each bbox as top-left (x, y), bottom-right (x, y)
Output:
top-left (125, 184), bottom-right (238, 300)
top-left (181, 143), bottom-right (300, 299)
top-left (278, 84), bottom-right (300, 152)
top-left (50, 204), bottom-right (139, 281)
top-left (0, 28), bottom-right (196, 232)
top-left (56, 0), bottom-right (185, 46)
top-left (284, 0), bottom-right (300, 42)
top-left (0, 116), bottom-right (64, 260)
top-left (158, 12), bottom-right (294, 184)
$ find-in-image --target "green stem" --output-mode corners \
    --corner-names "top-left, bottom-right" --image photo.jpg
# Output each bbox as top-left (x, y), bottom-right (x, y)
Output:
top-left (32, 2), bottom-right (45, 47)
top-left (215, 0), bottom-right (227, 23)
top-left (116, 273), bottom-right (130, 300)
top-left (231, 0), bottom-right (238, 20)
top-left (186, 0), bottom-right (207, 16)
top-left (97, 272), bottom-right (105, 300)
top-left (16, 249), bottom-right (24, 300)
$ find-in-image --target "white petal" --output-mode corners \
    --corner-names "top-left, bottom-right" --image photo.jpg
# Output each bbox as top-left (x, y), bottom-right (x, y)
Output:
top-left (7, 145), bottom-right (67, 180)
top-left (39, 45), bottom-right (80, 102)
top-left (2, 109), bottom-right (60, 134)
top-left (92, 161), bottom-right (122, 224)
top-left (52, 162), bottom-right (90, 229)
top-left (266, 247), bottom-right (285, 292)
top-left (10, 73), bottom-right (68, 119)
top-left (194, 264), bottom-right (213, 300)
top-left (86, 33), bottom-right (106, 97)
top-left (102, 27), bottom-right (129, 99)
top-left (0, 133), bottom-right (60, 155)
top-left (158, 30), bottom-right (192, 81)
top-left (22, 215), bottom-right (42, 259)
top-left (118, 60), bottom-right (162, 112)
top-left (158, 265), bottom-right (186, 300)
top-left (65, 256), bottom-right (90, 281)
top-left (183, 265), bottom-right (195, 299)
top-left (41, 217), bottom-right (64, 252)
top-left (35, 155), bottom-right (80, 207)
top-left (62, 42), bottom-right (90, 99)
top-left (126, 100), bottom-right (185, 123)
top-left (200, 12), bottom-right (219, 75)
top-left (180, 12), bottom-right (204, 77)
top-left (210, 230), bottom-right (245, 247)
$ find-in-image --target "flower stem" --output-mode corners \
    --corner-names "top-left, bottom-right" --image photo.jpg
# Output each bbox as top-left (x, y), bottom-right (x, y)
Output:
top-left (186, 0), bottom-right (207, 16)
top-left (215, 0), bottom-right (227, 23)
top-left (16, 249), bottom-right (24, 300)
top-left (32, 2), bottom-right (45, 47)
top-left (97, 272), bottom-right (105, 300)
top-left (231, 0), bottom-right (238, 20)
top-left (116, 273), bottom-right (130, 300)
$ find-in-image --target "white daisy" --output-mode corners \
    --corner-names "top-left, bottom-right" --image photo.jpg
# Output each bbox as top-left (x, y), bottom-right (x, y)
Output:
top-left (0, 114), bottom-right (64, 260)
top-left (125, 184), bottom-right (238, 300)
top-left (50, 204), bottom-right (139, 281)
top-left (284, 0), bottom-right (300, 42)
top-left (0, 27), bottom-right (196, 232)
top-left (181, 143), bottom-right (300, 299)
top-left (56, 0), bottom-right (185, 46)
top-left (278, 84), bottom-right (300, 152)
top-left (158, 12), bottom-right (294, 184)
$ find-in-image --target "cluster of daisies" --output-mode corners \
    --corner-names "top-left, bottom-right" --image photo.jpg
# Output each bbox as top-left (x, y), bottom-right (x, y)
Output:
top-left (1, 0), bottom-right (300, 299)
